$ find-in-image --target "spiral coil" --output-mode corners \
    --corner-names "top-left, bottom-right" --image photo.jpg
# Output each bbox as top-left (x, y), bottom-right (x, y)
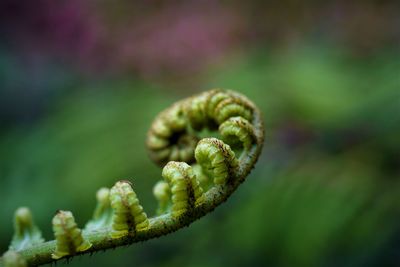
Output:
top-left (2, 89), bottom-right (264, 266)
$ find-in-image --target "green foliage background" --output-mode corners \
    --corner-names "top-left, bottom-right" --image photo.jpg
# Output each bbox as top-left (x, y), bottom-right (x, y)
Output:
top-left (1, 2), bottom-right (400, 266)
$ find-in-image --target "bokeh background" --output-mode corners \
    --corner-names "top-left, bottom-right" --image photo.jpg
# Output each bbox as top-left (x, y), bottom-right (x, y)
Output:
top-left (1, 1), bottom-right (399, 266)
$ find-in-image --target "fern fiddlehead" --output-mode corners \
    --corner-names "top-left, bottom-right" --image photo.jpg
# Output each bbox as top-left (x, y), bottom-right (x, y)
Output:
top-left (0, 89), bottom-right (264, 267)
top-left (51, 211), bottom-right (92, 260)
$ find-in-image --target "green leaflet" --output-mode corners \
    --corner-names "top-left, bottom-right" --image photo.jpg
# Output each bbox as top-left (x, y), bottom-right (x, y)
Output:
top-left (191, 163), bottom-right (211, 189)
top-left (184, 94), bottom-right (208, 130)
top-left (9, 207), bottom-right (44, 251)
top-left (153, 181), bottom-right (171, 215)
top-left (195, 138), bottom-right (239, 185)
top-left (52, 210), bottom-right (92, 259)
top-left (204, 89), bottom-right (253, 124)
top-left (85, 188), bottom-right (113, 230)
top-left (109, 181), bottom-right (149, 238)
top-left (214, 97), bottom-right (253, 124)
top-left (219, 116), bottom-right (256, 151)
top-left (162, 161), bottom-right (204, 215)
top-left (205, 89), bottom-right (231, 119)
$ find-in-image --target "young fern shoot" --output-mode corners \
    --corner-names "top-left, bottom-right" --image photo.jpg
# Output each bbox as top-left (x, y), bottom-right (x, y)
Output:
top-left (0, 89), bottom-right (265, 267)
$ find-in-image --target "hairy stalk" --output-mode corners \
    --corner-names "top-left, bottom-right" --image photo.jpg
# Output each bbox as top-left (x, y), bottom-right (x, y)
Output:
top-left (0, 89), bottom-right (264, 267)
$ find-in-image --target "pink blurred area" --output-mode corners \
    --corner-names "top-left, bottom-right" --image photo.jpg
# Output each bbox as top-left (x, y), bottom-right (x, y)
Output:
top-left (1, 1), bottom-right (100, 66)
top-left (113, 2), bottom-right (243, 77)
top-left (0, 0), bottom-right (243, 77)
top-left (1, 0), bottom-right (399, 79)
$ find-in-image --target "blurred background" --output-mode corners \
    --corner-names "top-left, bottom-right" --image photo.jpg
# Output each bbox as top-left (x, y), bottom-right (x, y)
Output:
top-left (1, 1), bottom-right (399, 266)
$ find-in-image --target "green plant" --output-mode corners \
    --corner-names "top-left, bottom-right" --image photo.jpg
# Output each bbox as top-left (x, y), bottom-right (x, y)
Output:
top-left (0, 89), bottom-right (264, 267)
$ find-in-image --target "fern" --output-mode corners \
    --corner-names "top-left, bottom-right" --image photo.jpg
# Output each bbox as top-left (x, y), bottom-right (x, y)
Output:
top-left (0, 89), bottom-right (264, 267)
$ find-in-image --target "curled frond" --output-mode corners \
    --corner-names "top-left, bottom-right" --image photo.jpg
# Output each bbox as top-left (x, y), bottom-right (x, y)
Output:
top-left (219, 116), bottom-right (256, 151)
top-left (184, 94), bottom-right (208, 130)
top-left (195, 138), bottom-right (239, 185)
top-left (52, 210), bottom-right (92, 259)
top-left (205, 89), bottom-right (232, 120)
top-left (110, 181), bottom-right (149, 238)
top-left (191, 163), bottom-right (210, 188)
top-left (162, 161), bottom-right (204, 215)
top-left (214, 98), bottom-right (253, 124)
top-left (147, 103), bottom-right (198, 166)
top-left (204, 89), bottom-right (253, 124)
